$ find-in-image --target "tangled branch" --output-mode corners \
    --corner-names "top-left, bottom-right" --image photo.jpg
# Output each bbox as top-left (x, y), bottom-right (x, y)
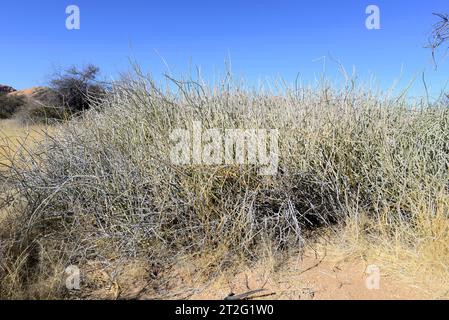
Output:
top-left (427, 13), bottom-right (449, 67)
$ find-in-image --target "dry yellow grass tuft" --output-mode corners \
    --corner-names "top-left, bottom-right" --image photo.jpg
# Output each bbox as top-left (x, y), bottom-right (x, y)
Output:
top-left (335, 200), bottom-right (449, 299)
top-left (0, 119), bottom-right (53, 169)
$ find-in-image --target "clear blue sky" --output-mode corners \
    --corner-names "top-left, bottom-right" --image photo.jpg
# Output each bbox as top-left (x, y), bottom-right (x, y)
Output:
top-left (1, 0), bottom-right (448, 98)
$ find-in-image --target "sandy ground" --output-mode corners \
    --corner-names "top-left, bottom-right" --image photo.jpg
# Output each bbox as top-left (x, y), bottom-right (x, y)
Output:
top-left (83, 248), bottom-right (436, 300)
top-left (172, 252), bottom-right (430, 300)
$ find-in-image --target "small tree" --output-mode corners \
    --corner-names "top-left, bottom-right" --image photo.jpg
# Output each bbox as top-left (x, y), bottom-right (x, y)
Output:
top-left (50, 64), bottom-right (106, 114)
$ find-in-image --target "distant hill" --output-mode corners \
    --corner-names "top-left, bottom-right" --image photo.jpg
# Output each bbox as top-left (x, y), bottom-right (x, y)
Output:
top-left (9, 86), bottom-right (53, 102)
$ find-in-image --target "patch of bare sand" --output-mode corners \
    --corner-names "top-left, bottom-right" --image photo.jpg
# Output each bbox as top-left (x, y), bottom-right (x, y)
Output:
top-left (183, 252), bottom-right (428, 300)
top-left (83, 249), bottom-right (433, 300)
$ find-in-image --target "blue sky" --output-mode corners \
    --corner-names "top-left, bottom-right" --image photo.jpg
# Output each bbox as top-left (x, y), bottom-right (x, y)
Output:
top-left (1, 0), bottom-right (448, 98)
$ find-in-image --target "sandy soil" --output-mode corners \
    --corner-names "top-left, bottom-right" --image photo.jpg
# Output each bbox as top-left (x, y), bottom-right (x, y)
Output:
top-left (83, 249), bottom-right (435, 300)
top-left (180, 252), bottom-right (430, 300)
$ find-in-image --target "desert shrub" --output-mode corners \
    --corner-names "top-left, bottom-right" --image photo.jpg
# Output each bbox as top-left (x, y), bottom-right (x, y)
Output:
top-left (1, 71), bottom-right (448, 298)
top-left (0, 94), bottom-right (25, 119)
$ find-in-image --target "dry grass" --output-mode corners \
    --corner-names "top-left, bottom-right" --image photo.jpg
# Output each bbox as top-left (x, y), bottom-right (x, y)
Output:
top-left (0, 119), bottom-right (53, 169)
top-left (336, 194), bottom-right (449, 298)
top-left (0, 119), bottom-right (59, 299)
top-left (0, 71), bottom-right (447, 299)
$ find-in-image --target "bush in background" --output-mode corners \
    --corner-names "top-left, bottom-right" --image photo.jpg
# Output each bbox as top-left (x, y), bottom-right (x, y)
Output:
top-left (0, 94), bottom-right (25, 119)
top-left (47, 64), bottom-right (107, 118)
